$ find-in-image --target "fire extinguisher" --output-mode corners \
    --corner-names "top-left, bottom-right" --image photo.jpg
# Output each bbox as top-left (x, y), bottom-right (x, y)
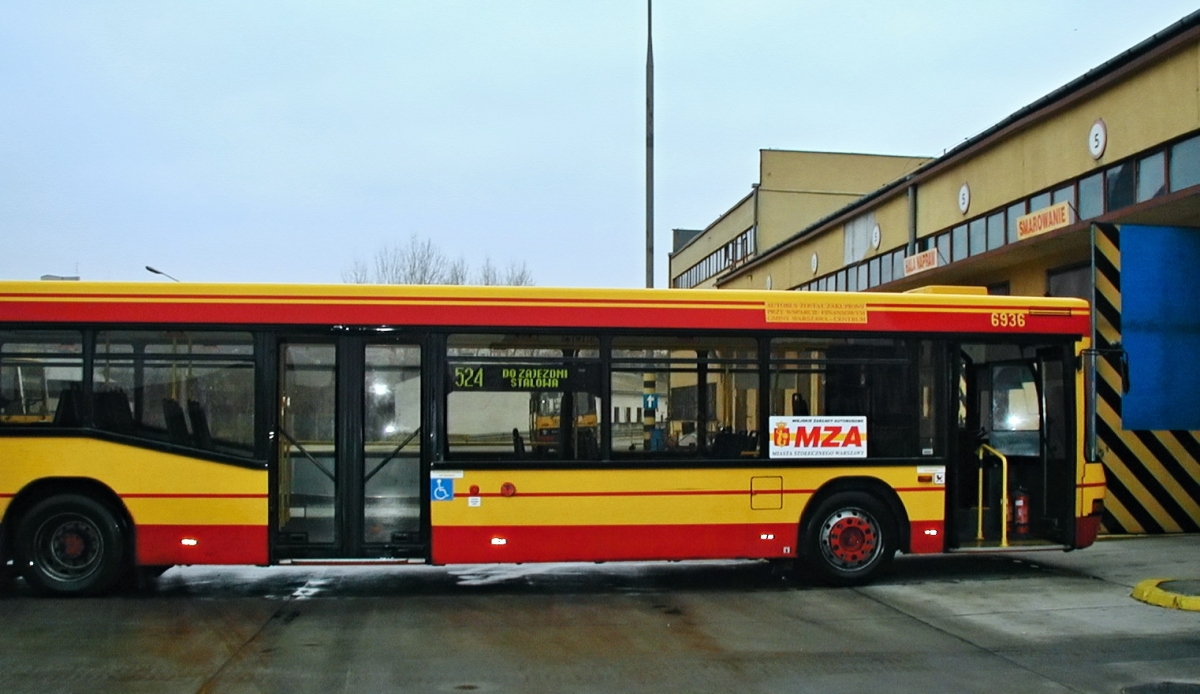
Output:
top-left (1012, 488), bottom-right (1030, 538)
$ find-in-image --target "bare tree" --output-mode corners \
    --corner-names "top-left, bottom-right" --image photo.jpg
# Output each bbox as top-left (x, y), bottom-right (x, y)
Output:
top-left (394, 236), bottom-right (450, 284)
top-left (445, 256), bottom-right (470, 285)
top-left (503, 261), bottom-right (534, 287)
top-left (341, 259), bottom-right (370, 284)
top-left (345, 236), bottom-right (534, 286)
top-left (475, 257), bottom-right (499, 286)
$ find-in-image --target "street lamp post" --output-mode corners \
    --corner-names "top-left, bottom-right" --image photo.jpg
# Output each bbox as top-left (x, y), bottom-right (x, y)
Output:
top-left (645, 0), bottom-right (654, 289)
top-left (145, 266), bottom-right (181, 282)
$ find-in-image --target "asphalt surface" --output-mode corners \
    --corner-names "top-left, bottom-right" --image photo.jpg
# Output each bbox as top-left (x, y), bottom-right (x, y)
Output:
top-left (0, 535), bottom-right (1198, 694)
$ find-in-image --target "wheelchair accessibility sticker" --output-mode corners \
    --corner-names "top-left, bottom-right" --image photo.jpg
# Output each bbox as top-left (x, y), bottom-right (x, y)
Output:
top-left (431, 470), bottom-right (463, 502)
top-left (431, 478), bottom-right (454, 501)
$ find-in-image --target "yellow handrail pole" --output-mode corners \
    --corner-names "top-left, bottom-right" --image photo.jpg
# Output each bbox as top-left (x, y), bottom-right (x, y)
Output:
top-left (976, 456), bottom-right (984, 541)
top-left (1000, 449), bottom-right (1009, 547)
top-left (977, 444), bottom-right (1010, 547)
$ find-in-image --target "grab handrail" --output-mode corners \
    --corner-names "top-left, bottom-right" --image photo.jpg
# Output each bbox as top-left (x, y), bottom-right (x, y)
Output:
top-left (976, 443), bottom-right (1011, 547)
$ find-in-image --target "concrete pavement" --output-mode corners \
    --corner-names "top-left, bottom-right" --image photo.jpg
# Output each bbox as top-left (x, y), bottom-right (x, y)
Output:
top-left (0, 534), bottom-right (1196, 693)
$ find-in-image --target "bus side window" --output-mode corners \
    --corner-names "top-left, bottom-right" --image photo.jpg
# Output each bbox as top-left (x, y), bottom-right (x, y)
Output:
top-left (0, 330), bottom-right (84, 426)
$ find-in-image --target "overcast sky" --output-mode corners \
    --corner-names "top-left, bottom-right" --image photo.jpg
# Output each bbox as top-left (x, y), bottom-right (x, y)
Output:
top-left (3, 1), bottom-right (1198, 288)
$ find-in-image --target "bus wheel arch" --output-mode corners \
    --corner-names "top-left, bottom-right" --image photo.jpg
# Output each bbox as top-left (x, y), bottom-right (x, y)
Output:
top-left (5, 478), bottom-right (135, 596)
top-left (798, 478), bottom-right (909, 586)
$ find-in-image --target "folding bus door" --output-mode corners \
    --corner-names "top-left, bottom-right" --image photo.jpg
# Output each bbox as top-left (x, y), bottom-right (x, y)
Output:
top-left (949, 342), bottom-right (1075, 549)
top-left (274, 336), bottom-right (426, 560)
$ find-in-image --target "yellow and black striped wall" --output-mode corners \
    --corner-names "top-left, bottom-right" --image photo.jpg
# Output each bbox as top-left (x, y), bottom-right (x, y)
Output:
top-left (1092, 223), bottom-right (1200, 533)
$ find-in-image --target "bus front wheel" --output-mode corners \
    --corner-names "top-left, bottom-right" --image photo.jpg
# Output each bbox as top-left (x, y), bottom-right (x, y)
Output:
top-left (802, 491), bottom-right (895, 587)
top-left (15, 494), bottom-right (127, 596)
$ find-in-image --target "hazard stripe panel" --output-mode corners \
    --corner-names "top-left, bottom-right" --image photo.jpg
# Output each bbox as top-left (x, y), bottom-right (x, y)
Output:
top-left (1092, 224), bottom-right (1200, 534)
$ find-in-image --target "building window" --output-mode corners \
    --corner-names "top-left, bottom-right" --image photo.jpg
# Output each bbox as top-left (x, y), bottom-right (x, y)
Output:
top-left (1137, 152), bottom-right (1166, 202)
top-left (1047, 263), bottom-right (1090, 300)
top-left (1078, 173), bottom-right (1104, 219)
top-left (1006, 201), bottom-right (1026, 244)
top-left (968, 218), bottom-right (986, 256)
top-left (951, 225), bottom-right (968, 262)
top-left (985, 211), bottom-right (1005, 251)
top-left (1170, 134), bottom-right (1200, 191)
top-left (987, 282), bottom-right (1011, 296)
top-left (936, 233), bottom-right (950, 266)
top-left (1052, 183), bottom-right (1075, 206)
top-left (1030, 191), bottom-right (1051, 212)
top-left (1106, 162), bottom-right (1136, 211)
top-left (673, 227), bottom-right (756, 288)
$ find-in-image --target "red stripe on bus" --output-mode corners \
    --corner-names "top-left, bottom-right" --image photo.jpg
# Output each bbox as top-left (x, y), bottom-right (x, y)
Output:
top-left (909, 520), bottom-right (946, 554)
top-left (430, 523), bottom-right (800, 564)
top-left (123, 493), bottom-right (268, 499)
top-left (136, 524), bottom-right (267, 566)
top-left (1, 291), bottom-right (762, 310)
top-left (474, 489), bottom-right (758, 499)
top-left (468, 484), bottom-right (945, 500)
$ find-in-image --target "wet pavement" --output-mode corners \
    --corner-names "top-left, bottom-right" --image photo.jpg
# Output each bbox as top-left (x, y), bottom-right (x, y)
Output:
top-left (1, 535), bottom-right (1198, 693)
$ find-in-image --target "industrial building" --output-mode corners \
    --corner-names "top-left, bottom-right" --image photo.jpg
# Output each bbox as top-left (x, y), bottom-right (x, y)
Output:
top-left (669, 10), bottom-right (1200, 535)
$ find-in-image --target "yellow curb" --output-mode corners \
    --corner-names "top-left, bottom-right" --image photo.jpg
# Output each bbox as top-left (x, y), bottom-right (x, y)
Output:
top-left (1131, 579), bottom-right (1200, 611)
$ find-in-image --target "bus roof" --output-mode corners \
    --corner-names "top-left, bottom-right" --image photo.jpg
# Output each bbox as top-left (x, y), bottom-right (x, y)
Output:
top-left (0, 281), bottom-right (1089, 336)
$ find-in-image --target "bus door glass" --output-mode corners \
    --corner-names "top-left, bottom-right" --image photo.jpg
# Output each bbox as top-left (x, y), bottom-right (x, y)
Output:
top-left (362, 343), bottom-right (423, 546)
top-left (277, 342), bottom-right (338, 548)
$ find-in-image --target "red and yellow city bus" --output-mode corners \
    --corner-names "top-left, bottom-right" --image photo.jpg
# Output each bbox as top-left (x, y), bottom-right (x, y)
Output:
top-left (0, 281), bottom-right (1105, 595)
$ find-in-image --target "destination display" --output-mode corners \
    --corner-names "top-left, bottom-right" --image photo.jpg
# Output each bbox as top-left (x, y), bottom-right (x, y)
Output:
top-left (448, 363), bottom-right (600, 392)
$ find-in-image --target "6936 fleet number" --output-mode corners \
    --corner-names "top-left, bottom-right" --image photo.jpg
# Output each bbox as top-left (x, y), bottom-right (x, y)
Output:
top-left (990, 312), bottom-right (1026, 328)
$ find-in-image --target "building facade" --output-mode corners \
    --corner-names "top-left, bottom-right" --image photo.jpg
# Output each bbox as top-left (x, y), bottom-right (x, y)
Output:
top-left (670, 11), bottom-right (1200, 535)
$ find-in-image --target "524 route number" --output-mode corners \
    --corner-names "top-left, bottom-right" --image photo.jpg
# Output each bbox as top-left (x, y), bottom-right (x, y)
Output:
top-left (990, 312), bottom-right (1026, 328)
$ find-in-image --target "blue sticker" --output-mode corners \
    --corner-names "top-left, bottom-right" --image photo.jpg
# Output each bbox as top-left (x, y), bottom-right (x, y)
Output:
top-left (431, 478), bottom-right (455, 502)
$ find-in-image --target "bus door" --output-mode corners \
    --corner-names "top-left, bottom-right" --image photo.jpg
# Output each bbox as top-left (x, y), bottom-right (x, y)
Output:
top-left (274, 336), bottom-right (426, 560)
top-left (949, 343), bottom-right (1075, 549)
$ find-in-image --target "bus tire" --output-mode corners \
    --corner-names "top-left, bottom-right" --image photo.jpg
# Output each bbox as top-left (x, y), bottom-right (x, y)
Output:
top-left (15, 494), bottom-right (127, 596)
top-left (802, 490), bottom-right (895, 587)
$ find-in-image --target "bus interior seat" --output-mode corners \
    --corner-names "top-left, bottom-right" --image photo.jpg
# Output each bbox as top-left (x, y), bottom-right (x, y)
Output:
top-left (162, 399), bottom-right (191, 445)
top-left (187, 400), bottom-right (213, 449)
top-left (52, 384), bottom-right (85, 426)
top-left (93, 389), bottom-right (134, 433)
top-left (512, 427), bottom-right (525, 458)
top-left (710, 431), bottom-right (744, 459)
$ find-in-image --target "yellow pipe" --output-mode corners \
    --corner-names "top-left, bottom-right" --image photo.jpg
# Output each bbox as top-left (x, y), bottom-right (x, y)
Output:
top-left (976, 444), bottom-right (1010, 547)
top-left (976, 460), bottom-right (984, 541)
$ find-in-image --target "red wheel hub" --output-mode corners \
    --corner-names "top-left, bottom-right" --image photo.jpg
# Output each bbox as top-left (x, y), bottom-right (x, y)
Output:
top-left (822, 511), bottom-right (879, 567)
top-left (60, 532), bottom-right (86, 560)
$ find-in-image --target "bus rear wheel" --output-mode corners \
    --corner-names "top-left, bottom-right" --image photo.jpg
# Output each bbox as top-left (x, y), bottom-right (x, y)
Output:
top-left (15, 494), bottom-right (127, 596)
top-left (802, 491), bottom-right (895, 587)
